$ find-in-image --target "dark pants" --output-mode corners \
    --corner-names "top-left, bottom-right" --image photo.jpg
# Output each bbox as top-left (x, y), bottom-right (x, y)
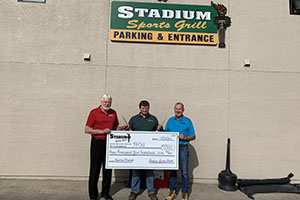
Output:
top-left (89, 137), bottom-right (112, 199)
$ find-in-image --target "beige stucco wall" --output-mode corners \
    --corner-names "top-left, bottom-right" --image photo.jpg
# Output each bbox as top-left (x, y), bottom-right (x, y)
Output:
top-left (1, 0), bottom-right (300, 182)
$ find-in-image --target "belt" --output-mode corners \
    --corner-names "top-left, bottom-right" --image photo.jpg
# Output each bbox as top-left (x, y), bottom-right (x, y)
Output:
top-left (179, 144), bottom-right (187, 147)
top-left (92, 137), bottom-right (105, 141)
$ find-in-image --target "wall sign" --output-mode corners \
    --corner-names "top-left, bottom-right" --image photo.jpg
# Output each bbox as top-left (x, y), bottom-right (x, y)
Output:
top-left (110, 1), bottom-right (218, 45)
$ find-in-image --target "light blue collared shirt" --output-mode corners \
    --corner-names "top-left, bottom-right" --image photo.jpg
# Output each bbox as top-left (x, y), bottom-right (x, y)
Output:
top-left (165, 115), bottom-right (195, 145)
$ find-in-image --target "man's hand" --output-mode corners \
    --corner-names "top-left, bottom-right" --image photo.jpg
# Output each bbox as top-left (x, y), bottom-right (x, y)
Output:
top-left (178, 134), bottom-right (185, 140)
top-left (103, 128), bottom-right (111, 134)
top-left (178, 134), bottom-right (195, 141)
top-left (157, 124), bottom-right (163, 131)
top-left (84, 126), bottom-right (111, 135)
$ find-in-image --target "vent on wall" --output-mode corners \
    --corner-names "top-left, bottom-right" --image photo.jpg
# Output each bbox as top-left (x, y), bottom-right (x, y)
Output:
top-left (290, 0), bottom-right (300, 15)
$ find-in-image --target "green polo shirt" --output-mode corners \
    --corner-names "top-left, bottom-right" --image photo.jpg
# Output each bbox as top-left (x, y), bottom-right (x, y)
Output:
top-left (129, 113), bottom-right (159, 131)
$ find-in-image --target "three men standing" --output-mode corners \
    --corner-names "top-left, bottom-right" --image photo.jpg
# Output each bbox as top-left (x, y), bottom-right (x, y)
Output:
top-left (85, 96), bottom-right (195, 200)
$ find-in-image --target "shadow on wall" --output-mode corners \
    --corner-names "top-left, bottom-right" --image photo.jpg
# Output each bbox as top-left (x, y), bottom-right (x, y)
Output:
top-left (189, 144), bottom-right (199, 194)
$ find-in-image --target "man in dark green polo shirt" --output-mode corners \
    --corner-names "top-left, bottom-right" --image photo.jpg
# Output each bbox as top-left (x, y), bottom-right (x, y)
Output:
top-left (128, 100), bottom-right (162, 200)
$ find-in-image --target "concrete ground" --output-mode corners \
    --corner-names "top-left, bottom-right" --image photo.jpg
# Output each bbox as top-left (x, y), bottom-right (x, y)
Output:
top-left (1, 179), bottom-right (300, 200)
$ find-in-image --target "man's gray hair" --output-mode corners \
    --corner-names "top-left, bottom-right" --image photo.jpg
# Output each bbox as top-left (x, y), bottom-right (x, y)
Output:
top-left (101, 94), bottom-right (112, 101)
top-left (175, 102), bottom-right (184, 109)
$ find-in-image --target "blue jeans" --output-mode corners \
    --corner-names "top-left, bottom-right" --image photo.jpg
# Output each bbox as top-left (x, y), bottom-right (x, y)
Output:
top-left (131, 169), bottom-right (155, 195)
top-left (169, 145), bottom-right (189, 193)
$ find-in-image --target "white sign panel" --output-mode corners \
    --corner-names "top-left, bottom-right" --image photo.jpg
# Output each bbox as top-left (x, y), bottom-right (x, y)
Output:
top-left (106, 131), bottom-right (179, 170)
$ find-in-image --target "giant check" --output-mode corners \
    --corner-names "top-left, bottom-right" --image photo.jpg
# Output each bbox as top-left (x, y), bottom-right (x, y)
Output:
top-left (106, 131), bottom-right (179, 170)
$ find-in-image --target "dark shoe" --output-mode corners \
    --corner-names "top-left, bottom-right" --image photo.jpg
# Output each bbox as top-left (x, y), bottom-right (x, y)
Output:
top-left (128, 192), bottom-right (137, 200)
top-left (149, 193), bottom-right (158, 200)
top-left (101, 194), bottom-right (114, 200)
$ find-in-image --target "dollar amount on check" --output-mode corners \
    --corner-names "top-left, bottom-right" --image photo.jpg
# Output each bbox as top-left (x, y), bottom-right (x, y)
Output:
top-left (106, 131), bottom-right (179, 170)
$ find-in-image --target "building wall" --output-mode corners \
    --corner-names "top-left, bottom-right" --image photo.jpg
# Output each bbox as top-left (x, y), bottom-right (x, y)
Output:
top-left (1, 0), bottom-right (300, 182)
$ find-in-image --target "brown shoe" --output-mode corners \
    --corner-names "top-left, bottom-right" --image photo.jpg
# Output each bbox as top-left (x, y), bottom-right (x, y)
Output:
top-left (128, 192), bottom-right (137, 200)
top-left (165, 190), bottom-right (176, 200)
top-left (181, 192), bottom-right (188, 200)
top-left (149, 193), bottom-right (158, 200)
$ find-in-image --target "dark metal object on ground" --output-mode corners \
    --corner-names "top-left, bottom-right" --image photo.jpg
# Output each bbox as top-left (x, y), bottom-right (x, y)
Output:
top-left (218, 138), bottom-right (238, 191)
top-left (237, 173), bottom-right (294, 187)
top-left (239, 183), bottom-right (300, 200)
